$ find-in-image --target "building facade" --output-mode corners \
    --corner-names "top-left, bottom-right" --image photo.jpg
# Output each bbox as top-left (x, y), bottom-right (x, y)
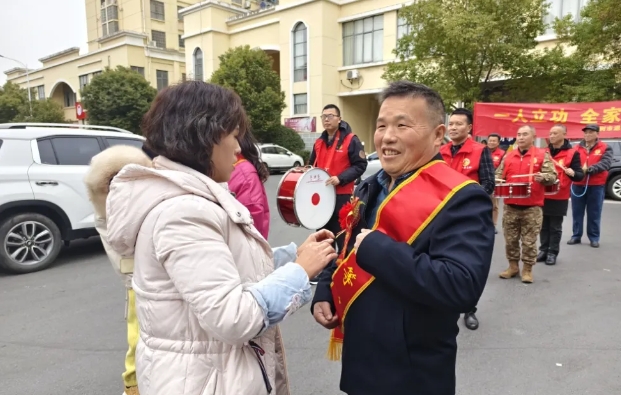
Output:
top-left (180, 0), bottom-right (588, 152)
top-left (5, 0), bottom-right (201, 122)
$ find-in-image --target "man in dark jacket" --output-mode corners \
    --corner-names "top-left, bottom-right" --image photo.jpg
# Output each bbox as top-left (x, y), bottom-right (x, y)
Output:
top-left (537, 125), bottom-right (584, 265)
top-left (311, 81), bottom-right (494, 395)
top-left (308, 104), bottom-right (367, 284)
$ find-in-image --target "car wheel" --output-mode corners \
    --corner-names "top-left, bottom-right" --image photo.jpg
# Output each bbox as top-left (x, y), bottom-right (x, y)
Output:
top-left (606, 174), bottom-right (621, 201)
top-left (293, 161), bottom-right (301, 168)
top-left (0, 213), bottom-right (63, 274)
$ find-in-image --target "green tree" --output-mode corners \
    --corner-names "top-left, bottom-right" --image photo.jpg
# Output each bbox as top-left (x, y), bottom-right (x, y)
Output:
top-left (0, 82), bottom-right (28, 123)
top-left (81, 66), bottom-right (157, 134)
top-left (210, 45), bottom-right (286, 141)
top-left (383, 0), bottom-right (550, 109)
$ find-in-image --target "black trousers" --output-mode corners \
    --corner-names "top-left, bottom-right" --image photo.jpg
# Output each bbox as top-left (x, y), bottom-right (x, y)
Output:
top-left (539, 215), bottom-right (564, 255)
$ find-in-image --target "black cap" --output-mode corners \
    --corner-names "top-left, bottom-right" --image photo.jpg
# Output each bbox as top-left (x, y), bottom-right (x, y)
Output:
top-left (582, 124), bottom-right (600, 132)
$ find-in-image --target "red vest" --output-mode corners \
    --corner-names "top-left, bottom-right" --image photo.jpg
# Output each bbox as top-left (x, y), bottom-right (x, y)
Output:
top-left (313, 131), bottom-right (356, 195)
top-left (545, 147), bottom-right (576, 201)
top-left (502, 147), bottom-right (547, 207)
top-left (490, 148), bottom-right (505, 169)
top-left (439, 138), bottom-right (485, 182)
top-left (574, 141), bottom-right (609, 186)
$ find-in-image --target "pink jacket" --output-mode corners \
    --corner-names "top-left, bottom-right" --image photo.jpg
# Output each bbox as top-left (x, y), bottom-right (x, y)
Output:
top-left (228, 160), bottom-right (270, 239)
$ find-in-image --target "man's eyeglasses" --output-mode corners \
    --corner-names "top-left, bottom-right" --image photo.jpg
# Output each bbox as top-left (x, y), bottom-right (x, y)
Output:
top-left (321, 114), bottom-right (339, 121)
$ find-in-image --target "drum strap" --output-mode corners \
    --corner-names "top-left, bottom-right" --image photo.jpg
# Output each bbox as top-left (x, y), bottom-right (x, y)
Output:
top-left (314, 131), bottom-right (341, 173)
top-left (528, 149), bottom-right (535, 183)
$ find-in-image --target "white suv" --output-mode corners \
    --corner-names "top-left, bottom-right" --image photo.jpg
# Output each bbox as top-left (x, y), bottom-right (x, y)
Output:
top-left (258, 144), bottom-right (304, 173)
top-left (0, 123), bottom-right (145, 274)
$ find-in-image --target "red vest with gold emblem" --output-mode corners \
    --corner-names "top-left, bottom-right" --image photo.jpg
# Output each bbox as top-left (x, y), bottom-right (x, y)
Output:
top-left (313, 131), bottom-right (355, 195)
top-left (502, 147), bottom-right (547, 207)
top-left (490, 148), bottom-right (505, 169)
top-left (439, 138), bottom-right (485, 182)
top-left (574, 141), bottom-right (609, 186)
top-left (545, 147), bottom-right (576, 201)
top-left (326, 160), bottom-right (476, 361)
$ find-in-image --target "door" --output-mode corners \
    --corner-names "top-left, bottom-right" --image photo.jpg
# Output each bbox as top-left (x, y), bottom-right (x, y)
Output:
top-left (28, 136), bottom-right (103, 230)
top-left (274, 145), bottom-right (294, 167)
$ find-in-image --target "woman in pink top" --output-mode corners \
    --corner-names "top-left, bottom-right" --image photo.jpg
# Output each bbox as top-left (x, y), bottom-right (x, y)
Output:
top-left (228, 131), bottom-right (271, 239)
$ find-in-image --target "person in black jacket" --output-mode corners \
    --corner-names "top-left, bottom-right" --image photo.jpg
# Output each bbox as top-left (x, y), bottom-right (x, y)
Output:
top-left (537, 125), bottom-right (584, 265)
top-left (311, 81), bottom-right (494, 395)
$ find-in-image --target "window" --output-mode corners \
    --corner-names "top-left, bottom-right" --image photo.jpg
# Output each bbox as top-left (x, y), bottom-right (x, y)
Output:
top-left (181, 73), bottom-right (186, 82)
top-left (261, 147), bottom-right (278, 154)
top-left (177, 5), bottom-right (183, 21)
top-left (275, 146), bottom-right (290, 155)
top-left (156, 70), bottom-right (169, 90)
top-left (101, 1), bottom-right (119, 37)
top-left (106, 138), bottom-right (143, 149)
top-left (396, 12), bottom-right (414, 56)
top-left (152, 30), bottom-right (166, 48)
top-left (193, 48), bottom-right (203, 81)
top-left (63, 85), bottom-right (76, 107)
top-left (79, 75), bottom-right (89, 90)
top-left (178, 35), bottom-right (185, 48)
top-left (293, 93), bottom-right (307, 115)
top-left (343, 15), bottom-right (384, 66)
top-left (40, 137), bottom-right (102, 166)
top-left (608, 141), bottom-right (621, 156)
top-left (150, 0), bottom-right (165, 20)
top-left (130, 66), bottom-right (145, 77)
top-left (37, 85), bottom-right (45, 100)
top-left (93, 71), bottom-right (103, 77)
top-left (544, 0), bottom-right (587, 34)
top-left (292, 23), bottom-right (307, 82)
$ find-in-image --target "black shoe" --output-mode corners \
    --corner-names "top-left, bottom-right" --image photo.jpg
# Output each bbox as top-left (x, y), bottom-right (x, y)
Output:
top-left (536, 251), bottom-right (547, 262)
top-left (567, 238), bottom-right (581, 245)
top-left (590, 241), bottom-right (599, 248)
top-left (495, 228), bottom-right (498, 234)
top-left (464, 312), bottom-right (479, 330)
top-left (545, 254), bottom-right (557, 265)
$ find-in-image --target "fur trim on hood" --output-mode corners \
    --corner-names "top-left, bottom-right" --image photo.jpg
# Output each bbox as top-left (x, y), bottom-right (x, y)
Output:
top-left (84, 145), bottom-right (153, 219)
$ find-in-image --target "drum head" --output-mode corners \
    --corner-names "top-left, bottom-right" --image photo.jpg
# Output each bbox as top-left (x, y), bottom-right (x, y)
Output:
top-left (294, 168), bottom-right (336, 229)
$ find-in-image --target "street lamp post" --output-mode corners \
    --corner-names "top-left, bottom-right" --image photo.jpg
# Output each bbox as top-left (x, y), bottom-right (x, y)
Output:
top-left (0, 54), bottom-right (33, 118)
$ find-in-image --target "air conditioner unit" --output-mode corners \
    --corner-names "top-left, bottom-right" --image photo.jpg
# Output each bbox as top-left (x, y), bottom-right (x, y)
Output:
top-left (245, 1), bottom-right (252, 9)
top-left (346, 69), bottom-right (360, 81)
top-left (148, 41), bottom-right (157, 47)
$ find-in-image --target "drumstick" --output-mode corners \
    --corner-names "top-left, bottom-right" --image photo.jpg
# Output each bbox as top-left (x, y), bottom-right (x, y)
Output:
top-left (510, 174), bottom-right (537, 178)
top-left (552, 158), bottom-right (567, 171)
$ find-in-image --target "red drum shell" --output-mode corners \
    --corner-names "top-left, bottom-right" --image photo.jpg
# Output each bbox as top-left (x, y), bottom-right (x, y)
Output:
top-left (494, 183), bottom-right (531, 198)
top-left (544, 181), bottom-right (561, 195)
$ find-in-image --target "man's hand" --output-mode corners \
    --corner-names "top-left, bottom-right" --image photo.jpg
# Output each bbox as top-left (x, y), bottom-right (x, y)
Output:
top-left (564, 168), bottom-right (575, 177)
top-left (533, 173), bottom-right (544, 183)
top-left (354, 228), bottom-right (372, 250)
top-left (297, 229), bottom-right (334, 256)
top-left (313, 301), bottom-right (339, 329)
top-left (326, 176), bottom-right (340, 186)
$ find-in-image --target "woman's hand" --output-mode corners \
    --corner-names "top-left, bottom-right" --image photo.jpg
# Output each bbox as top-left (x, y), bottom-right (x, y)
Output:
top-left (295, 241), bottom-right (338, 280)
top-left (297, 229), bottom-right (335, 256)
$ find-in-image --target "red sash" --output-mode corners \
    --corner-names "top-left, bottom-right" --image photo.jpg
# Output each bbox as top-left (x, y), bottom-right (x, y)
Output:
top-left (327, 160), bottom-right (475, 360)
top-left (234, 154), bottom-right (247, 166)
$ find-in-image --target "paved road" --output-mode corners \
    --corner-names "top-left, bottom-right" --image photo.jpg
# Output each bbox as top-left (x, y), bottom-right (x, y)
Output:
top-left (1, 175), bottom-right (620, 395)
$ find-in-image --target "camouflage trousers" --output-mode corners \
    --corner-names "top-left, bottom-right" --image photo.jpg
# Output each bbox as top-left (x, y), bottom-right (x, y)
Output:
top-left (502, 205), bottom-right (543, 265)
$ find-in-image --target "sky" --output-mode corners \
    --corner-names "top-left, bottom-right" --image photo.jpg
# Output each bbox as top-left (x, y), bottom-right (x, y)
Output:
top-left (0, 0), bottom-right (88, 85)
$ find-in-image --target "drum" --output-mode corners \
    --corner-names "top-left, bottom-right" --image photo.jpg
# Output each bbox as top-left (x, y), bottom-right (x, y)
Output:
top-left (276, 166), bottom-right (336, 229)
top-left (494, 183), bottom-right (531, 198)
top-left (544, 180), bottom-right (561, 195)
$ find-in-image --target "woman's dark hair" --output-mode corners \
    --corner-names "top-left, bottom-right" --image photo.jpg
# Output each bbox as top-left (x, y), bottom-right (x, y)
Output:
top-left (239, 130), bottom-right (270, 183)
top-left (141, 81), bottom-right (249, 176)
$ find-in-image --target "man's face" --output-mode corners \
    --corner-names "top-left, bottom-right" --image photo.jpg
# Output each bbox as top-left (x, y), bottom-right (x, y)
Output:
top-left (374, 96), bottom-right (445, 179)
top-left (487, 136), bottom-right (500, 150)
top-left (321, 108), bottom-right (341, 133)
top-left (549, 126), bottom-right (565, 145)
top-left (447, 114), bottom-right (472, 143)
top-left (516, 126), bottom-right (534, 150)
top-left (583, 129), bottom-right (598, 144)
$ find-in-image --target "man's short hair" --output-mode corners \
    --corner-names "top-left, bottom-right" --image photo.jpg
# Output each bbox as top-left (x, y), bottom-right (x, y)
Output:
top-left (552, 124), bottom-right (567, 133)
top-left (518, 125), bottom-right (537, 136)
top-left (451, 108), bottom-right (473, 125)
top-left (488, 133), bottom-right (501, 141)
top-left (322, 104), bottom-right (341, 117)
top-left (379, 81), bottom-right (446, 126)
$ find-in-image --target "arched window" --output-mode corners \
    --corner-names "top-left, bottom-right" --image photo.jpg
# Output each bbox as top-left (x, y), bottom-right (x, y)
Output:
top-left (193, 48), bottom-right (203, 81)
top-left (292, 23), bottom-right (307, 82)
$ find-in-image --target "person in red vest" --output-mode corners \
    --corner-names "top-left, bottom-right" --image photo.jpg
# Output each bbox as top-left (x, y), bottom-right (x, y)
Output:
top-left (308, 104), bottom-right (367, 284)
top-left (567, 124), bottom-right (613, 248)
top-left (537, 125), bottom-right (584, 265)
top-left (440, 108), bottom-right (495, 331)
top-left (495, 125), bottom-right (557, 283)
top-left (486, 133), bottom-right (505, 230)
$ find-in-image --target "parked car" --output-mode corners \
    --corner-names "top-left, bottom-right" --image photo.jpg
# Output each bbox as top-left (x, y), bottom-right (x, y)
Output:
top-left (258, 143), bottom-right (304, 174)
top-left (0, 122), bottom-right (145, 274)
top-left (571, 139), bottom-right (621, 201)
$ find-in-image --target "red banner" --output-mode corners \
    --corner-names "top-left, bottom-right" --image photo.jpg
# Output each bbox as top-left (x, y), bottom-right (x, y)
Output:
top-left (284, 117), bottom-right (316, 132)
top-left (473, 101), bottom-right (621, 139)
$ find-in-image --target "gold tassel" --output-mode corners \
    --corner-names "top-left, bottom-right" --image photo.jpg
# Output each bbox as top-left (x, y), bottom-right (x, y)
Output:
top-left (326, 335), bottom-right (343, 361)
